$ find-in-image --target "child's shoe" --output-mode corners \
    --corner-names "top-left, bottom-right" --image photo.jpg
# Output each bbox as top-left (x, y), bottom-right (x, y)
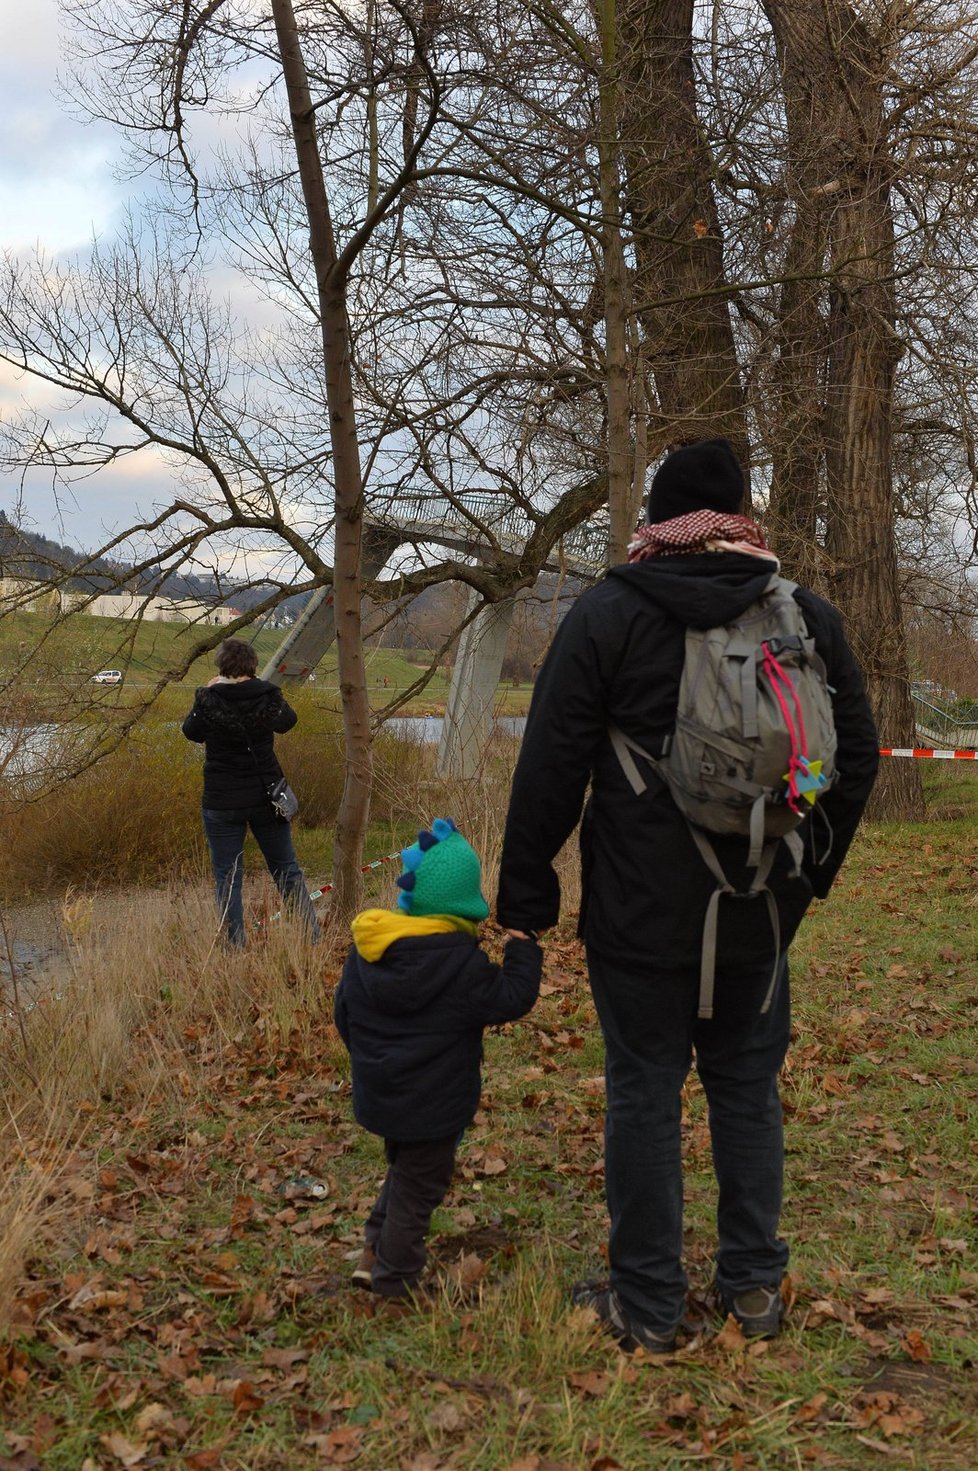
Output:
top-left (351, 1244), bottom-right (376, 1289)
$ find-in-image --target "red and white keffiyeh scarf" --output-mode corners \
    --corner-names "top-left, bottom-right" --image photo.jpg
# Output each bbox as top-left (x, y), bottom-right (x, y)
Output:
top-left (627, 510), bottom-right (779, 566)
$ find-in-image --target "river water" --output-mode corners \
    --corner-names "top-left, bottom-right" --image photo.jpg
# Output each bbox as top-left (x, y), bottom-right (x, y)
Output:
top-left (385, 715), bottom-right (526, 743)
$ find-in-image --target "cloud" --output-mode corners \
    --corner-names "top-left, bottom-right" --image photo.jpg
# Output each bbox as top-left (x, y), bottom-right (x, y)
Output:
top-left (0, 0), bottom-right (320, 585)
top-left (0, 0), bottom-right (60, 74)
top-left (0, 170), bottom-right (120, 256)
top-left (0, 0), bottom-right (125, 253)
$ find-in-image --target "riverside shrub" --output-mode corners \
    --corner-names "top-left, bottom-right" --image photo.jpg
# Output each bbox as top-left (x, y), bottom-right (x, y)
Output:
top-left (0, 698), bottom-right (435, 897)
top-left (0, 728), bottom-right (204, 897)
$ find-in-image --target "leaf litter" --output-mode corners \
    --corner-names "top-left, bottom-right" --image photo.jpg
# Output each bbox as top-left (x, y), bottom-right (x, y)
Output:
top-left (1, 814), bottom-right (977, 1466)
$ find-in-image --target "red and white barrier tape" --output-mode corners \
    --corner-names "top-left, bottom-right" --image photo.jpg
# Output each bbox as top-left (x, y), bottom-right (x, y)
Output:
top-left (297, 752), bottom-right (976, 910)
top-left (260, 849), bottom-right (403, 928)
top-left (291, 750), bottom-right (974, 918)
top-left (309, 849), bottom-right (402, 902)
top-left (880, 747), bottom-right (977, 760)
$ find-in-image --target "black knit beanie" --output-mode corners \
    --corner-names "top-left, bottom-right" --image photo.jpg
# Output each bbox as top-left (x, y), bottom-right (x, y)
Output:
top-left (646, 438), bottom-right (745, 524)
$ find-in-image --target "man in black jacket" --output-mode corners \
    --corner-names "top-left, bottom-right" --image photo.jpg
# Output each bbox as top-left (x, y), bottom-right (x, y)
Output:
top-left (497, 439), bottom-right (879, 1353)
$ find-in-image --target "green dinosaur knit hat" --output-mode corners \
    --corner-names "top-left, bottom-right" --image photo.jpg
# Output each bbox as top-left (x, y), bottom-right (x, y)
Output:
top-left (395, 818), bottom-right (489, 922)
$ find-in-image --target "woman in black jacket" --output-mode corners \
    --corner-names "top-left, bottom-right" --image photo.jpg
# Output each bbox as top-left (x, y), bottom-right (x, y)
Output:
top-left (182, 638), bottom-right (320, 946)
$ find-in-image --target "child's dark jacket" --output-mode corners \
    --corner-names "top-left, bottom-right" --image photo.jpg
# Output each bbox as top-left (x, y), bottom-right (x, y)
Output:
top-left (334, 932), bottom-right (541, 1141)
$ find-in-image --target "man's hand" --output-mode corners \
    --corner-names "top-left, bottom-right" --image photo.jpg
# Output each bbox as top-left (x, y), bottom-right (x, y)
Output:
top-left (504, 928), bottom-right (541, 942)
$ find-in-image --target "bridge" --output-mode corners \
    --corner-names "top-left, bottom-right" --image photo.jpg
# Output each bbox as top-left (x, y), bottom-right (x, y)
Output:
top-left (261, 494), bottom-right (611, 777)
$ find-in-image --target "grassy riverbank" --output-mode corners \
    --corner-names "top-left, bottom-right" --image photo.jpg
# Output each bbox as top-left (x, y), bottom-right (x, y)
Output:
top-left (0, 765), bottom-right (976, 1467)
top-left (0, 619), bottom-right (533, 900)
top-left (0, 695), bottom-right (432, 900)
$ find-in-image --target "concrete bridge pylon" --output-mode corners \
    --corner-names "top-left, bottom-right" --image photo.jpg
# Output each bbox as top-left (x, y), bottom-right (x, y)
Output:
top-left (436, 588), bottom-right (520, 780)
top-left (260, 524), bottom-right (403, 686)
top-left (259, 496), bottom-right (609, 775)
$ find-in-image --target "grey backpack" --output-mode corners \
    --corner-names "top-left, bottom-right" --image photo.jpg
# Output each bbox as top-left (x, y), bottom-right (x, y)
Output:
top-left (610, 575), bottom-right (837, 1019)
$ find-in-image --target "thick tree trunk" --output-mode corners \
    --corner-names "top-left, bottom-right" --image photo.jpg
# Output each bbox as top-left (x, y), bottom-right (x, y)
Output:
top-left (272, 0), bottom-right (374, 916)
top-left (616, 0), bottom-right (750, 490)
top-left (823, 197), bottom-right (920, 818)
top-left (762, 0), bottom-right (921, 818)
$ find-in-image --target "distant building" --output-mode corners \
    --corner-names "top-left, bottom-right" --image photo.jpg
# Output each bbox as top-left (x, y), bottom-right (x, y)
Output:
top-left (161, 598), bottom-right (242, 627)
top-left (0, 576), bottom-right (59, 614)
top-left (2, 579), bottom-right (241, 626)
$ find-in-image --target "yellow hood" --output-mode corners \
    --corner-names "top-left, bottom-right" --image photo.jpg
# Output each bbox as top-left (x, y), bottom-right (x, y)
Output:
top-left (350, 908), bottom-right (479, 963)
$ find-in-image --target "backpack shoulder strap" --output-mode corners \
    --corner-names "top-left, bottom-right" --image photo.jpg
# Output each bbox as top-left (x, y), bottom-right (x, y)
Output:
top-left (689, 826), bottom-right (783, 1021)
top-left (608, 722), bottom-right (668, 796)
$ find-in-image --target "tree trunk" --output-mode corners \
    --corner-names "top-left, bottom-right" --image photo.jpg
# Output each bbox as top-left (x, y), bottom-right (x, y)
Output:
top-left (616, 0), bottom-right (750, 490)
top-left (598, 0), bottom-right (640, 565)
top-left (271, 0), bottom-right (374, 915)
top-left (765, 198), bottom-right (829, 593)
top-left (762, 0), bottom-right (922, 818)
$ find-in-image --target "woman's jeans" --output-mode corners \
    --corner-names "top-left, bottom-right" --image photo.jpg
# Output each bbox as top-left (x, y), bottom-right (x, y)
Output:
top-left (202, 804), bottom-right (321, 946)
top-left (586, 946), bottom-right (791, 1335)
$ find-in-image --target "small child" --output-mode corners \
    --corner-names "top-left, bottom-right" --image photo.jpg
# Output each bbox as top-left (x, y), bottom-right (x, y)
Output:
top-left (334, 818), bottom-right (542, 1299)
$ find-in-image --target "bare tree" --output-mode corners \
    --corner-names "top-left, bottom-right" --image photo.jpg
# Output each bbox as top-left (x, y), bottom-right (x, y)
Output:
top-left (1, 0), bottom-right (620, 895)
top-left (684, 2), bottom-right (978, 815)
top-left (6, 0), bottom-right (978, 849)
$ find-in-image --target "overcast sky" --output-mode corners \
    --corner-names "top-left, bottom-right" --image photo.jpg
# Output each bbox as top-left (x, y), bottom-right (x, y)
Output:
top-left (2, 3), bottom-right (507, 587)
top-left (0, 0), bottom-right (300, 581)
top-left (0, 0), bottom-right (155, 551)
top-left (0, 1), bottom-right (123, 257)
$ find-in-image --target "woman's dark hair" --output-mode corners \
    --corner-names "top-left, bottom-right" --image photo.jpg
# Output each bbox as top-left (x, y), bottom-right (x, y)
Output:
top-left (215, 638), bottom-right (258, 679)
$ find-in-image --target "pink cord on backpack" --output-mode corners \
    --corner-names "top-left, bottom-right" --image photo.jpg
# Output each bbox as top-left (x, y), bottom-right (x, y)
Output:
top-left (761, 643), bottom-right (808, 812)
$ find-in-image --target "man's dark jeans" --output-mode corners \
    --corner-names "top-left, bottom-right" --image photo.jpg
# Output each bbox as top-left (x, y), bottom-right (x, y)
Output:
top-left (202, 804), bottom-right (321, 946)
top-left (365, 1135), bottom-right (458, 1296)
top-left (586, 946), bottom-right (791, 1335)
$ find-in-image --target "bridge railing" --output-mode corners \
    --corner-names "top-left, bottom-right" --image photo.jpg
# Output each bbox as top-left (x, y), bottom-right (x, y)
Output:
top-left (367, 492), bottom-right (609, 575)
top-left (911, 693), bottom-right (978, 748)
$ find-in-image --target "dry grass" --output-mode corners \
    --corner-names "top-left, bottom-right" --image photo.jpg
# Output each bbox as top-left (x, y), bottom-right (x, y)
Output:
top-left (0, 741), bottom-right (591, 1332)
top-left (4, 885), bottom-right (343, 1112)
top-left (0, 881), bottom-right (347, 1319)
top-left (0, 731), bottom-right (206, 898)
top-left (2, 766), bottom-right (972, 1467)
top-left (0, 1106), bottom-right (78, 1332)
top-left (0, 703), bottom-right (439, 902)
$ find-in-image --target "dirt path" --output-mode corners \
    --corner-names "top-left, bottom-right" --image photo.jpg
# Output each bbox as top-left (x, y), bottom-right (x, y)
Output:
top-left (0, 894), bottom-right (66, 1000)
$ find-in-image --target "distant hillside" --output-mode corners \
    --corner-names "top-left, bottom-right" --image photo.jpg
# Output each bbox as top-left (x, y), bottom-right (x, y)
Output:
top-left (0, 511), bottom-right (307, 614)
top-left (0, 511), bottom-right (131, 593)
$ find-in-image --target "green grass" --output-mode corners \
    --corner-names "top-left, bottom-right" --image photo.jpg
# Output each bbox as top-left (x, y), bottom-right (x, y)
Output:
top-left (1, 766), bottom-right (976, 1467)
top-left (0, 606), bottom-right (538, 714)
top-left (0, 605), bottom-right (282, 688)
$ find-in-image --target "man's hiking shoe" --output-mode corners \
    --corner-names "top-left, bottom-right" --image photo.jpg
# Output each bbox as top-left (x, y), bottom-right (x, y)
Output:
top-left (571, 1280), bottom-right (677, 1355)
top-left (351, 1245), bottom-right (376, 1289)
top-left (722, 1283), bottom-right (783, 1338)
